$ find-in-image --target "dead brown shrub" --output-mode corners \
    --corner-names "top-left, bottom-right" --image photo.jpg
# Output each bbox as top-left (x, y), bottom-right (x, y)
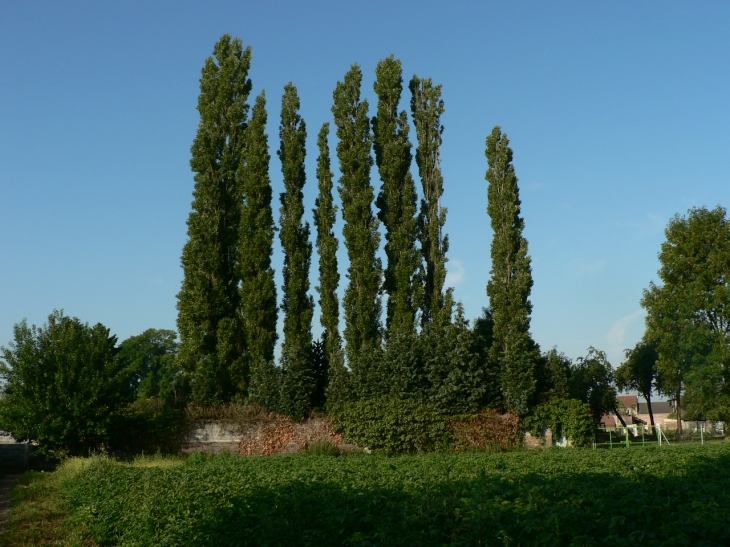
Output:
top-left (450, 409), bottom-right (521, 451)
top-left (237, 413), bottom-right (343, 456)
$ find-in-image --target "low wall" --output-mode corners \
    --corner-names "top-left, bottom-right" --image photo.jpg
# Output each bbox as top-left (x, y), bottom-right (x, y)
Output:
top-left (183, 417), bottom-right (346, 455)
top-left (182, 422), bottom-right (241, 453)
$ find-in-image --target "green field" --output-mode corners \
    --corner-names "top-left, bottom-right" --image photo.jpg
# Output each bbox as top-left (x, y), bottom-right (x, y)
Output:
top-left (8, 444), bottom-right (730, 546)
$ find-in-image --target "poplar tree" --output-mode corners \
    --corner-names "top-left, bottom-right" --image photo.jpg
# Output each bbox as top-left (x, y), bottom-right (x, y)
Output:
top-left (176, 35), bottom-right (251, 404)
top-left (313, 123), bottom-right (349, 405)
top-left (332, 65), bottom-right (382, 397)
top-left (277, 83), bottom-right (315, 419)
top-left (485, 126), bottom-right (539, 415)
top-left (410, 76), bottom-right (451, 329)
top-left (373, 57), bottom-right (419, 337)
top-left (239, 92), bottom-right (278, 392)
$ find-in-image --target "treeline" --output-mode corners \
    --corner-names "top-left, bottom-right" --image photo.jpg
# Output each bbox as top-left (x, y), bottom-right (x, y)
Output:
top-left (172, 34), bottom-right (565, 419)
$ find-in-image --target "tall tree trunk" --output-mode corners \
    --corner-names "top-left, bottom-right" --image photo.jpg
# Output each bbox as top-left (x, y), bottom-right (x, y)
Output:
top-left (613, 405), bottom-right (628, 428)
top-left (646, 393), bottom-right (655, 434)
top-left (676, 386), bottom-right (682, 436)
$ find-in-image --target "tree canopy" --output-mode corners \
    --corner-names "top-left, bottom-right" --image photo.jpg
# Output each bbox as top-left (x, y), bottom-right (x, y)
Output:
top-left (642, 206), bottom-right (730, 422)
top-left (0, 311), bottom-right (131, 456)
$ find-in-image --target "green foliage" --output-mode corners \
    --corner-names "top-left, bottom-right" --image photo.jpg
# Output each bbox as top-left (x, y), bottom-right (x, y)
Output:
top-left (642, 206), bottom-right (730, 422)
top-left (62, 445), bottom-right (730, 546)
top-left (247, 359), bottom-right (281, 412)
top-left (570, 347), bottom-right (618, 423)
top-left (239, 92), bottom-right (278, 387)
top-left (116, 328), bottom-right (182, 403)
top-left (379, 331), bottom-right (427, 400)
top-left (112, 397), bottom-right (186, 454)
top-left (332, 397), bottom-right (451, 453)
top-left (527, 399), bottom-right (594, 447)
top-left (176, 34), bottom-right (251, 405)
top-left (616, 339), bottom-right (662, 425)
top-left (541, 347), bottom-right (572, 402)
top-left (485, 126), bottom-right (539, 415)
top-left (313, 122), bottom-right (348, 406)
top-left (302, 437), bottom-right (341, 456)
top-left (410, 75), bottom-right (451, 329)
top-left (277, 83), bottom-right (315, 419)
top-left (421, 320), bottom-right (490, 414)
top-left (310, 339), bottom-right (328, 410)
top-left (373, 318), bottom-right (491, 414)
top-left (0, 310), bottom-right (131, 457)
top-left (373, 56), bottom-right (420, 337)
top-left (332, 64), bottom-right (382, 395)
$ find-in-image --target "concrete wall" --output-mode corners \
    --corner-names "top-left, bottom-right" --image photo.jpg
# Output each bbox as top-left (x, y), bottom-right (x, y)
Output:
top-left (183, 422), bottom-right (241, 454)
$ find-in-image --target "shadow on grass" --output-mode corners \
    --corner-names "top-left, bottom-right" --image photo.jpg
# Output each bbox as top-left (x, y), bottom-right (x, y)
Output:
top-left (66, 449), bottom-right (730, 547)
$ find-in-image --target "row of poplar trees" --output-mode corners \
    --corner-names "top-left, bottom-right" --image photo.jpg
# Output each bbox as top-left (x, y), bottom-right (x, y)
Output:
top-left (177, 35), bottom-right (540, 418)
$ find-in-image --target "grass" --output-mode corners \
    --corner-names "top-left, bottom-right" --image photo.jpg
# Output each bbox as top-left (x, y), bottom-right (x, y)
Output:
top-left (0, 461), bottom-right (91, 546)
top-left (3, 444), bottom-right (730, 546)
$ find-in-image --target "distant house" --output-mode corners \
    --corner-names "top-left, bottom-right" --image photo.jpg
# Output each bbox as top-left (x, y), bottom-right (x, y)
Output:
top-left (601, 396), bottom-right (690, 430)
top-left (635, 400), bottom-right (678, 428)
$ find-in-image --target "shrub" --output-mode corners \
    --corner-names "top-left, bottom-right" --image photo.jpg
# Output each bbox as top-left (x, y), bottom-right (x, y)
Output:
top-left (526, 398), bottom-right (594, 447)
top-left (234, 408), bottom-right (343, 456)
top-left (450, 409), bottom-right (521, 451)
top-left (112, 397), bottom-right (186, 454)
top-left (0, 310), bottom-right (132, 457)
top-left (302, 438), bottom-right (341, 456)
top-left (331, 397), bottom-right (451, 453)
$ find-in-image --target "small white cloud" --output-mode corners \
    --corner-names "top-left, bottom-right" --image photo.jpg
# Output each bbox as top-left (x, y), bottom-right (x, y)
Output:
top-left (445, 259), bottom-right (465, 287)
top-left (569, 257), bottom-right (607, 275)
top-left (606, 309), bottom-right (645, 361)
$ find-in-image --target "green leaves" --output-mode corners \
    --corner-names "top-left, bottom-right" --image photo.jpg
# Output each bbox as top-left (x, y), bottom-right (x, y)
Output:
top-left (332, 397), bottom-right (451, 453)
top-left (642, 206), bottom-right (730, 422)
top-left (314, 122), bottom-right (348, 407)
top-left (277, 83), bottom-right (315, 419)
top-left (177, 35), bottom-right (251, 404)
top-left (485, 126), bottom-right (539, 415)
top-left (410, 75), bottom-right (450, 329)
top-left (332, 64), bottom-right (382, 396)
top-left (526, 399), bottom-right (594, 447)
top-left (239, 91), bottom-right (278, 385)
top-left (373, 56), bottom-right (419, 338)
top-left (569, 347), bottom-right (618, 424)
top-left (0, 310), bottom-right (131, 456)
top-left (63, 445), bottom-right (730, 546)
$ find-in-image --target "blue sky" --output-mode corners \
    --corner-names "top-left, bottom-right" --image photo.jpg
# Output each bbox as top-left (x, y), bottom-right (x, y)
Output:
top-left (1, 1), bottom-right (729, 368)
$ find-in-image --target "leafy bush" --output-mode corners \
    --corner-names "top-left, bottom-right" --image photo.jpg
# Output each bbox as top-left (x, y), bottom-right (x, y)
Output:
top-left (526, 398), bottom-right (594, 447)
top-left (450, 409), bottom-right (521, 451)
top-left (0, 311), bottom-right (133, 457)
top-left (331, 397), bottom-right (451, 453)
top-left (115, 329), bottom-right (182, 403)
top-left (112, 397), bottom-right (186, 454)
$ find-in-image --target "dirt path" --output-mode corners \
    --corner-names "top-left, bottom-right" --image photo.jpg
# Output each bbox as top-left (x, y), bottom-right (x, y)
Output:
top-left (0, 474), bottom-right (20, 533)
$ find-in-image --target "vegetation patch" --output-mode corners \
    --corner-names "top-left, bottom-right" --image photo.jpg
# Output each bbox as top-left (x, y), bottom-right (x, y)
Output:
top-left (0, 460), bottom-right (94, 546)
top-left (40, 444), bottom-right (730, 546)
